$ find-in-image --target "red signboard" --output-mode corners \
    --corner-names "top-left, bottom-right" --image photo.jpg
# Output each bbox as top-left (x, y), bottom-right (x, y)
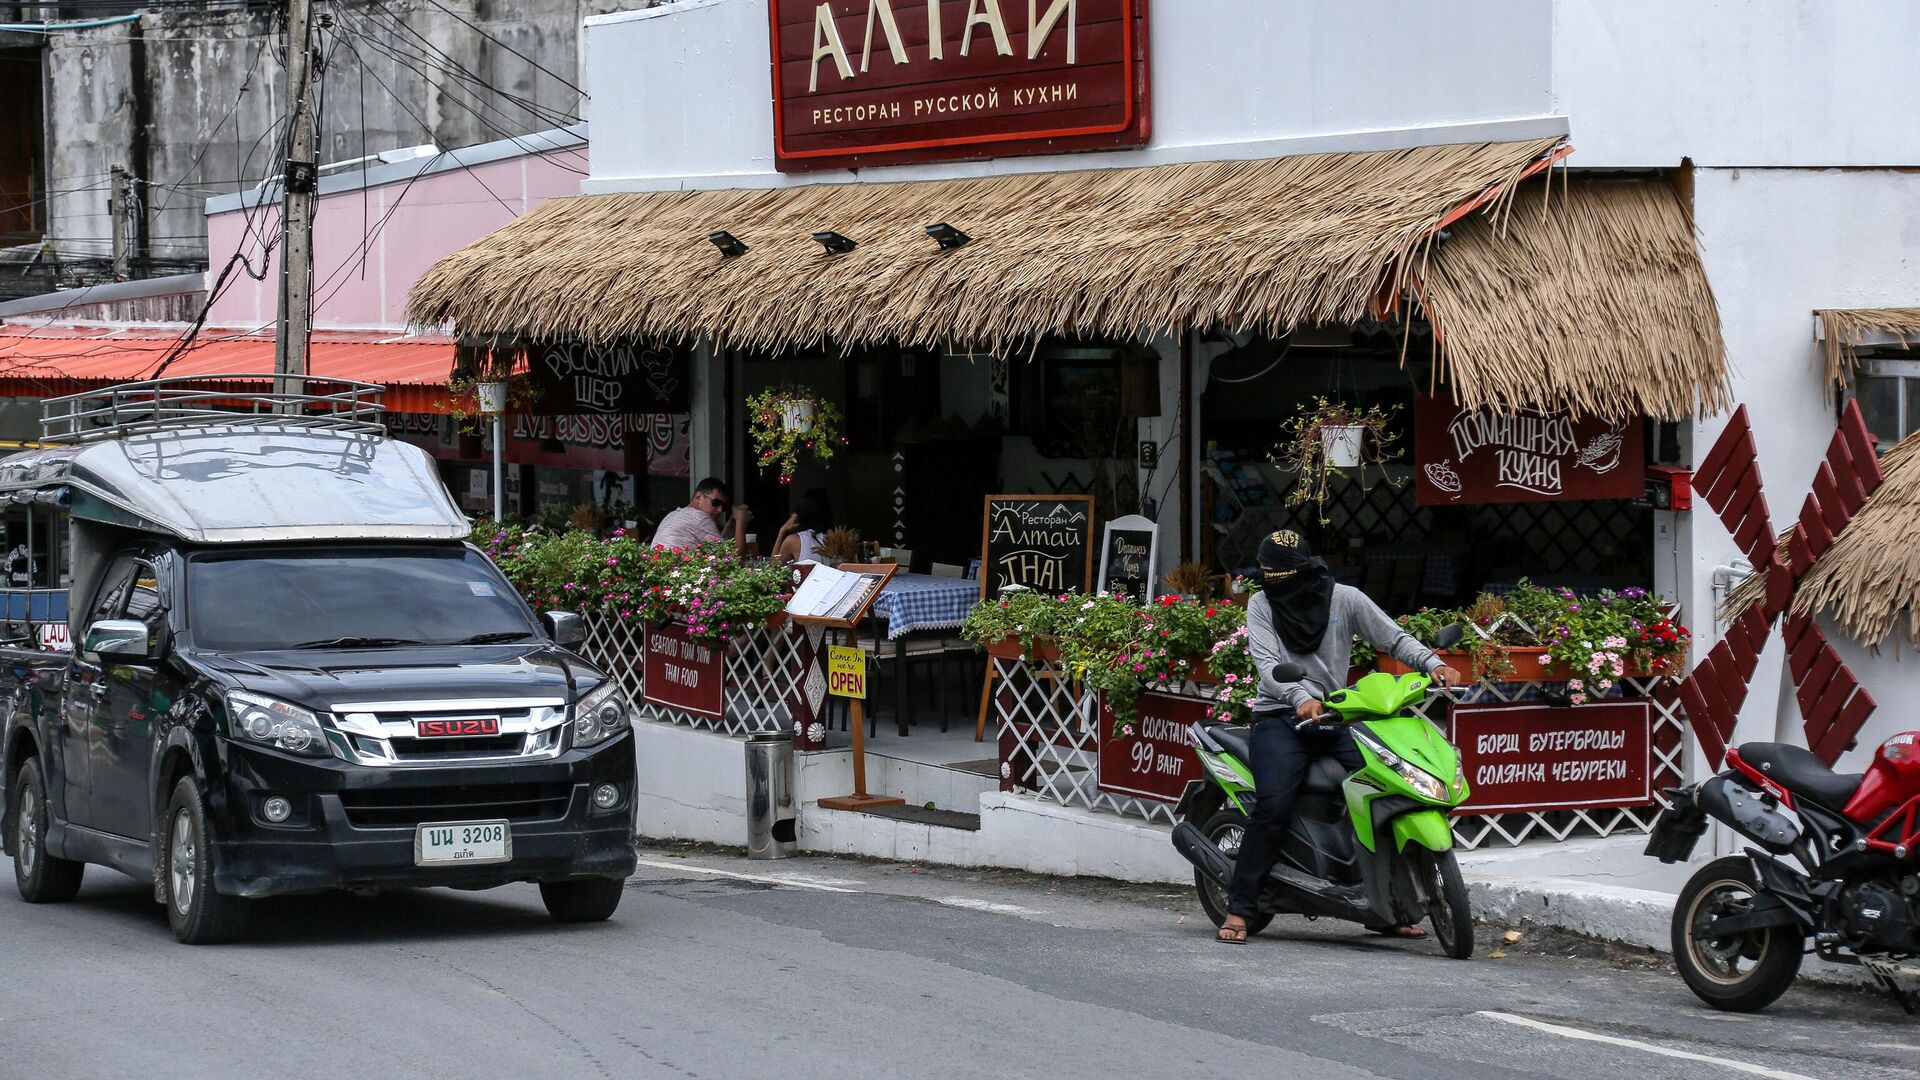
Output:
top-left (642, 622), bottom-right (726, 719)
top-left (1449, 701), bottom-right (1651, 813)
top-left (1413, 395), bottom-right (1643, 505)
top-left (769, 0), bottom-right (1151, 172)
top-left (1096, 691), bottom-right (1208, 803)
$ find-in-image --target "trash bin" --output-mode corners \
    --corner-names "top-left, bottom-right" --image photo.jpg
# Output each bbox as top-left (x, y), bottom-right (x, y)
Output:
top-left (745, 733), bottom-right (797, 859)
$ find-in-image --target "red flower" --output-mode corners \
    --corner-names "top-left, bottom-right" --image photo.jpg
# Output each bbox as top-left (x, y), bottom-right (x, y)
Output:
top-left (1205, 607), bottom-right (1218, 618)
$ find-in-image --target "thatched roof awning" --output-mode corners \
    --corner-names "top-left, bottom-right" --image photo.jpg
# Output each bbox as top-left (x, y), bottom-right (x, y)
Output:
top-left (1816, 307), bottom-right (1920, 388)
top-left (411, 139), bottom-right (1560, 351)
top-left (1790, 432), bottom-right (1920, 644)
top-left (410, 138), bottom-right (1726, 419)
top-left (1419, 176), bottom-right (1729, 420)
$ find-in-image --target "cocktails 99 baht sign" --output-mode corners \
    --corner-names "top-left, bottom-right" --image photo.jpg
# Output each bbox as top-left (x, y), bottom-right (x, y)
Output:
top-left (769, 1), bottom-right (1151, 171)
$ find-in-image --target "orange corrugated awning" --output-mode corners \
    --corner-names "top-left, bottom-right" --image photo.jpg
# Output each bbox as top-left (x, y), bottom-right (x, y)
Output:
top-left (0, 324), bottom-right (456, 414)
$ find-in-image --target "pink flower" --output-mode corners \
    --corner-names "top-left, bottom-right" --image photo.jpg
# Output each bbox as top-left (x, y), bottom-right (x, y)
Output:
top-left (1570, 691), bottom-right (1588, 705)
top-left (1567, 678), bottom-right (1583, 691)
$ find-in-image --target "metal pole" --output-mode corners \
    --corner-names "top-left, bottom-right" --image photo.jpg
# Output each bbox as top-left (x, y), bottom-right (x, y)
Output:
top-left (492, 412), bottom-right (505, 522)
top-left (273, 0), bottom-right (317, 406)
top-left (107, 164), bottom-right (127, 281)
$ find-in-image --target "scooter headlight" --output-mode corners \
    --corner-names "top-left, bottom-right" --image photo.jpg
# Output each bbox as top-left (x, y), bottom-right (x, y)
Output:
top-left (1355, 731), bottom-right (1450, 803)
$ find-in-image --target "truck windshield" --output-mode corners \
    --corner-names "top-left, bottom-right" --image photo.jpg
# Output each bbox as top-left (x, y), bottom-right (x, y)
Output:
top-left (187, 547), bottom-right (539, 651)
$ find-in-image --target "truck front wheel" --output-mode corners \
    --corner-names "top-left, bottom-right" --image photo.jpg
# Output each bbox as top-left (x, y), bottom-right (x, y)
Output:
top-left (159, 777), bottom-right (249, 944)
top-left (12, 758), bottom-right (85, 903)
top-left (540, 878), bottom-right (624, 923)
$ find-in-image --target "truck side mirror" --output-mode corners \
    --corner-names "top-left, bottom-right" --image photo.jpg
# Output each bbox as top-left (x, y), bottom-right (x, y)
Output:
top-left (544, 611), bottom-right (586, 646)
top-left (1434, 623), bottom-right (1466, 651)
top-left (84, 619), bottom-right (159, 663)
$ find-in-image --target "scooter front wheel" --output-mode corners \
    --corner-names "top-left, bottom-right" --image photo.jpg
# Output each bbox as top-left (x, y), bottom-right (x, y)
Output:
top-left (1195, 810), bottom-right (1273, 936)
top-left (1411, 847), bottom-right (1474, 959)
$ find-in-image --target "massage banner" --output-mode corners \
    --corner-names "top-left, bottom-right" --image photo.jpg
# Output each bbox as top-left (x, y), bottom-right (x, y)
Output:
top-left (1413, 395), bottom-right (1643, 505)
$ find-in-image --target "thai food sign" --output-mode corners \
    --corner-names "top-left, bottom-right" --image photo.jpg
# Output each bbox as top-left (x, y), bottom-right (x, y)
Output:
top-left (769, 0), bottom-right (1151, 171)
top-left (1413, 395), bottom-right (1643, 505)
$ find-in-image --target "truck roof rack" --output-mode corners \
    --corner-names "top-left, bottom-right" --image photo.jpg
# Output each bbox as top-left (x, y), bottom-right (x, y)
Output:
top-left (40, 374), bottom-right (386, 444)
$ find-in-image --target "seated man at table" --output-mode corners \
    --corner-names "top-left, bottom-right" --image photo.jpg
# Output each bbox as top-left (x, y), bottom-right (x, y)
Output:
top-left (651, 477), bottom-right (751, 556)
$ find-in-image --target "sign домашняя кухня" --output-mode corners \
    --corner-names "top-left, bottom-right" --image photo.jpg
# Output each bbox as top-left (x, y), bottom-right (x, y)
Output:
top-left (1412, 394), bottom-right (1644, 505)
top-left (769, 1), bottom-right (1151, 171)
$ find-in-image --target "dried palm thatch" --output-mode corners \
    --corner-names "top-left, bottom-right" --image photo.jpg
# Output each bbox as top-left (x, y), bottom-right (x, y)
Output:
top-left (1417, 175), bottom-right (1729, 420)
top-left (1790, 432), bottom-right (1920, 644)
top-left (1816, 307), bottom-right (1920, 388)
top-left (409, 139), bottom-right (1565, 355)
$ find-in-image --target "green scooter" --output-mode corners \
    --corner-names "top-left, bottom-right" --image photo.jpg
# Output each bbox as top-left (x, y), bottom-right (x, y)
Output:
top-left (1170, 640), bottom-right (1475, 958)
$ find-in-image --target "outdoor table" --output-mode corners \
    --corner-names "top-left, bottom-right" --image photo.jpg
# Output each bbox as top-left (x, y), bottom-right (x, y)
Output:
top-left (868, 572), bottom-right (980, 735)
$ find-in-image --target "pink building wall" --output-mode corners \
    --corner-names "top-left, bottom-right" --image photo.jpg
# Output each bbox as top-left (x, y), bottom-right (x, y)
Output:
top-left (206, 139), bottom-right (586, 331)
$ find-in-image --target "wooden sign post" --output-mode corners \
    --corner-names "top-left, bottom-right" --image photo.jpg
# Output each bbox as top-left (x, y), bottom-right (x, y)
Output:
top-left (973, 494), bottom-right (1096, 740)
top-left (790, 562), bottom-right (901, 811)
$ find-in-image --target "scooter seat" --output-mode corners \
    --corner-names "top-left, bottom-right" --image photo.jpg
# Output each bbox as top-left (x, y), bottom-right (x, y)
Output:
top-left (1198, 725), bottom-right (1349, 793)
top-left (1204, 723), bottom-right (1253, 763)
top-left (1736, 741), bottom-right (1862, 809)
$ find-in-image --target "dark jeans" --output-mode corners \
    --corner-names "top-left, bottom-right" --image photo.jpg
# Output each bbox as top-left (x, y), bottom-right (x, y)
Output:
top-left (1225, 708), bottom-right (1362, 918)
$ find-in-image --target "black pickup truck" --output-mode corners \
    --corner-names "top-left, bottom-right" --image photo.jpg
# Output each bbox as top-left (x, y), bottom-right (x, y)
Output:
top-left (1, 378), bottom-right (636, 942)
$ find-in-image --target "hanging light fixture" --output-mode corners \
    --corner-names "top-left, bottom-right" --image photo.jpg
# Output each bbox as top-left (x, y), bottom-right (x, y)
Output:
top-left (924, 222), bottom-right (971, 250)
top-left (707, 230), bottom-right (748, 257)
top-left (812, 230), bottom-right (857, 255)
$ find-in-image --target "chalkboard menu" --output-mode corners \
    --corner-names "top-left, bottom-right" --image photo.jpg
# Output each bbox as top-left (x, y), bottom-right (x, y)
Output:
top-left (526, 341), bottom-right (691, 416)
top-left (1097, 515), bottom-right (1159, 600)
top-left (980, 495), bottom-right (1095, 597)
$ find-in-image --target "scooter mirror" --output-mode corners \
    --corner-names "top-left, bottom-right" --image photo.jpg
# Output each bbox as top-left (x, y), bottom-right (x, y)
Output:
top-left (1270, 662), bottom-right (1307, 683)
top-left (1434, 622), bottom-right (1466, 651)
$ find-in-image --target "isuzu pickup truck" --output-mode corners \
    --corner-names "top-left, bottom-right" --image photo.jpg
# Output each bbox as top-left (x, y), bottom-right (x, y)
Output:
top-left (0, 377), bottom-right (636, 942)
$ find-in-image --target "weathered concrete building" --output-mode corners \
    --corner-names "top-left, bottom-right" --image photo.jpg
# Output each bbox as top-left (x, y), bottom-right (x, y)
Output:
top-left (0, 1), bottom-right (654, 297)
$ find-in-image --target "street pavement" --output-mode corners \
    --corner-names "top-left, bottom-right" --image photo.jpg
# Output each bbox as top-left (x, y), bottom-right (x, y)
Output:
top-left (2, 844), bottom-right (1915, 1080)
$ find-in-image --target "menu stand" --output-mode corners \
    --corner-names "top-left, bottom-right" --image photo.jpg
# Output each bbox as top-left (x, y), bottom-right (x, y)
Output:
top-left (791, 562), bottom-right (902, 811)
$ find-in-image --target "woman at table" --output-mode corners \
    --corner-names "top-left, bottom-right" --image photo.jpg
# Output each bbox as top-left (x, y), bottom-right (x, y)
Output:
top-left (773, 488), bottom-right (835, 565)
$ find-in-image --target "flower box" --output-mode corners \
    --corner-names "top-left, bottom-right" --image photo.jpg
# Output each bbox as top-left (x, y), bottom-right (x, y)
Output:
top-left (1378, 647), bottom-right (1661, 682)
top-left (982, 635), bottom-right (1063, 664)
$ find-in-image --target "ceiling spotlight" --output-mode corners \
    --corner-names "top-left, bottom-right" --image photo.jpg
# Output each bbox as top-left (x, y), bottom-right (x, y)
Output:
top-left (925, 222), bottom-right (971, 250)
top-left (812, 230), bottom-right (857, 255)
top-left (707, 230), bottom-right (748, 258)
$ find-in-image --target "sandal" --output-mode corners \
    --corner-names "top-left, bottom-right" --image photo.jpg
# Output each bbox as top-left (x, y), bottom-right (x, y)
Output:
top-left (1216, 923), bottom-right (1249, 944)
top-left (1366, 923), bottom-right (1428, 939)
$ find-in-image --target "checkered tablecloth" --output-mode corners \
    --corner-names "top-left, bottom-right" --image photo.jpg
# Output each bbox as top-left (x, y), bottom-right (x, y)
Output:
top-left (870, 573), bottom-right (979, 639)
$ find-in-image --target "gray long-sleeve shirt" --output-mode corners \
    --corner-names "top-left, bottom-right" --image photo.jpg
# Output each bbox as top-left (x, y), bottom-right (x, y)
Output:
top-left (1247, 585), bottom-right (1442, 713)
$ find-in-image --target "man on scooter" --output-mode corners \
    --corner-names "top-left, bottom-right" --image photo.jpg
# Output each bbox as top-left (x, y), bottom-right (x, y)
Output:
top-left (1216, 530), bottom-right (1465, 944)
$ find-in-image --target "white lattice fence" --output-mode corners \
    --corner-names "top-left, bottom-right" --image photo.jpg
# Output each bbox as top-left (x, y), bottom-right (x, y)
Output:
top-left (992, 651), bottom-right (1684, 845)
top-left (576, 613), bottom-right (827, 740)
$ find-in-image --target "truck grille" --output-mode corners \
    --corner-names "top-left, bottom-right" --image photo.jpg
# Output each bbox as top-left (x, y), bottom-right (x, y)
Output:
top-left (384, 734), bottom-right (528, 760)
top-left (327, 701), bottom-right (569, 767)
top-left (339, 782), bottom-right (573, 829)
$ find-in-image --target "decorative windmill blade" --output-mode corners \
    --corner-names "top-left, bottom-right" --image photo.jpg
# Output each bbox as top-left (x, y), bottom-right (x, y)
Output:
top-left (1678, 401), bottom-right (1885, 767)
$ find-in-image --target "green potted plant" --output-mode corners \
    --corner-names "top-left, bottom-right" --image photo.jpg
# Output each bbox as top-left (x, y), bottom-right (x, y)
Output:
top-left (439, 342), bottom-right (537, 433)
top-left (747, 386), bottom-right (845, 485)
top-left (1270, 396), bottom-right (1402, 523)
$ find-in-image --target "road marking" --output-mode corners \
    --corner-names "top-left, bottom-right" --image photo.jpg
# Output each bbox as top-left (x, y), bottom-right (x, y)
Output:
top-left (935, 896), bottom-right (1047, 917)
top-left (633, 858), bottom-right (858, 893)
top-left (1476, 1012), bottom-right (1819, 1080)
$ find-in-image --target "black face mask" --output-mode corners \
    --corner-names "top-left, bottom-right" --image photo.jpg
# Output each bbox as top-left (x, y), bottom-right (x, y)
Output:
top-left (1258, 531), bottom-right (1335, 654)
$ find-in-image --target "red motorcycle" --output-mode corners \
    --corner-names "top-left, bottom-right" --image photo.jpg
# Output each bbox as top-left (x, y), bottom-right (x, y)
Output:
top-left (1647, 732), bottom-right (1920, 1011)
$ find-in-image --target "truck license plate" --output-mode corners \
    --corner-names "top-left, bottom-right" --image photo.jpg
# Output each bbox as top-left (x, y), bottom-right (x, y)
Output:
top-left (415, 820), bottom-right (512, 866)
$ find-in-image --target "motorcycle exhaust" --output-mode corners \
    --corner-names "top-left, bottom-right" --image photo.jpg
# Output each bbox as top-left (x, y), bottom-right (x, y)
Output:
top-left (1172, 821), bottom-right (1233, 885)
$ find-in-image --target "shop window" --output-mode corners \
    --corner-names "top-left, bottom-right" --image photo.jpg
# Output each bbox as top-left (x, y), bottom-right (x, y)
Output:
top-left (1850, 355), bottom-right (1920, 452)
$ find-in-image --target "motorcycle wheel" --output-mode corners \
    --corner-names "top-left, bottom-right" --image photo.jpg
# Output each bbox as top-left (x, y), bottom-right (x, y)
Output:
top-left (1195, 810), bottom-right (1273, 936)
top-left (1672, 856), bottom-right (1802, 1012)
top-left (1410, 847), bottom-right (1474, 959)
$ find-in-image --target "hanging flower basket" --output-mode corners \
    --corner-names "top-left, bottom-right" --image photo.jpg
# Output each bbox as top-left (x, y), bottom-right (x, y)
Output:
top-left (747, 385), bottom-right (845, 485)
top-left (1319, 423), bottom-right (1365, 468)
top-left (1270, 396), bottom-right (1403, 524)
top-left (476, 381), bottom-right (510, 415)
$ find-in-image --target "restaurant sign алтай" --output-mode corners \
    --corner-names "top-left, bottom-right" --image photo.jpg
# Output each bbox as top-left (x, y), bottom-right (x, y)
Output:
top-left (769, 0), bottom-right (1151, 171)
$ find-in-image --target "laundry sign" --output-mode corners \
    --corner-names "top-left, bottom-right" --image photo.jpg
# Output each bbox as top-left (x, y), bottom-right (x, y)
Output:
top-left (1413, 395), bottom-right (1643, 505)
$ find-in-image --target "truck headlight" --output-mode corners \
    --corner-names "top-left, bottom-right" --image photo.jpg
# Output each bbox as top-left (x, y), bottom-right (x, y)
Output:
top-left (227, 691), bottom-right (331, 757)
top-left (573, 681), bottom-right (630, 747)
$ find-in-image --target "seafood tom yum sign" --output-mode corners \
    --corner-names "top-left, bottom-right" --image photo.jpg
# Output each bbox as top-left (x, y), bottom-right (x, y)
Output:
top-left (769, 0), bottom-right (1152, 171)
top-left (1413, 395), bottom-right (1644, 506)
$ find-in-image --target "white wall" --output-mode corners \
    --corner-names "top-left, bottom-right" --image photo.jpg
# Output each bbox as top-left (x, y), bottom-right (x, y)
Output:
top-left (584, 0), bottom-right (1559, 193)
top-left (1684, 166), bottom-right (1920, 769)
top-left (1552, 0), bottom-right (1920, 167)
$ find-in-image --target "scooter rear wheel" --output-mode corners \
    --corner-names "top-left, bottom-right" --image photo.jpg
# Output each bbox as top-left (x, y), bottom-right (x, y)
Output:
top-left (1195, 810), bottom-right (1273, 936)
top-left (1411, 847), bottom-right (1474, 959)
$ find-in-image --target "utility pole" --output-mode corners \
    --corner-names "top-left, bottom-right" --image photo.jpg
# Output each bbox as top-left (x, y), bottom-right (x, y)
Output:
top-left (274, 0), bottom-right (318, 401)
top-left (107, 164), bottom-right (128, 281)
